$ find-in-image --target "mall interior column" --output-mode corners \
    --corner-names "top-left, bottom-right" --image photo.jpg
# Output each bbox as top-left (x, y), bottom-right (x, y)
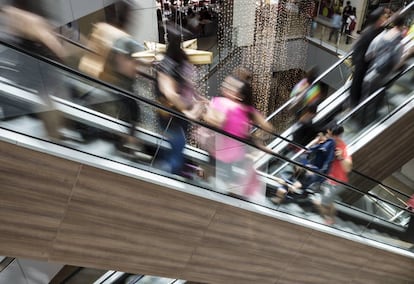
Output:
top-left (126, 0), bottom-right (158, 44)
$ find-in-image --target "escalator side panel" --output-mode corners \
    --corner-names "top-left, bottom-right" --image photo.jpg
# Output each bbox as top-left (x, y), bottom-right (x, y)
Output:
top-left (344, 103), bottom-right (414, 203)
top-left (0, 137), bottom-right (413, 284)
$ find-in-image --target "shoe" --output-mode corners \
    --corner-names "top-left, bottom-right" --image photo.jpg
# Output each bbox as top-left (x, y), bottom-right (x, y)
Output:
top-left (270, 196), bottom-right (283, 204)
top-left (324, 217), bottom-right (335, 226)
top-left (131, 151), bottom-right (153, 162)
top-left (119, 143), bottom-right (152, 162)
top-left (122, 142), bottom-right (143, 152)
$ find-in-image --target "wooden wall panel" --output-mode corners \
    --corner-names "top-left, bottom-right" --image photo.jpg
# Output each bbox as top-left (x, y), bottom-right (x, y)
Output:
top-left (344, 107), bottom-right (414, 203)
top-left (0, 139), bottom-right (414, 283)
top-left (0, 141), bottom-right (80, 260)
top-left (51, 165), bottom-right (219, 277)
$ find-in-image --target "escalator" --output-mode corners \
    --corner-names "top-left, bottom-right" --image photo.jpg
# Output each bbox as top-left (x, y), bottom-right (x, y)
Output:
top-left (0, 41), bottom-right (414, 283)
top-left (255, 56), bottom-right (414, 203)
top-left (254, 3), bottom-right (414, 193)
top-left (49, 266), bottom-right (187, 284)
top-left (251, 53), bottom-right (414, 237)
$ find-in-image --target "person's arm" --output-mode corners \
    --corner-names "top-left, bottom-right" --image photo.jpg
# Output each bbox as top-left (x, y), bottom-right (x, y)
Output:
top-left (307, 133), bottom-right (323, 148)
top-left (335, 147), bottom-right (353, 173)
top-left (287, 181), bottom-right (303, 193)
top-left (4, 6), bottom-right (66, 59)
top-left (321, 140), bottom-right (336, 173)
top-left (251, 109), bottom-right (274, 134)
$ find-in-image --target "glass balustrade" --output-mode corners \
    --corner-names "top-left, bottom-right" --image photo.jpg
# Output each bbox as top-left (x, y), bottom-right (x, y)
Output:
top-left (0, 41), bottom-right (413, 254)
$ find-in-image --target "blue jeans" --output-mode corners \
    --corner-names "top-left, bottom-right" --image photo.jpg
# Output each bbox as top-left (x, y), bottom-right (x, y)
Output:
top-left (157, 118), bottom-right (187, 175)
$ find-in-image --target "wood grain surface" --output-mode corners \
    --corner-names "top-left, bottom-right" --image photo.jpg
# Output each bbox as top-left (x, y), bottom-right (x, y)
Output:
top-left (0, 140), bottom-right (413, 284)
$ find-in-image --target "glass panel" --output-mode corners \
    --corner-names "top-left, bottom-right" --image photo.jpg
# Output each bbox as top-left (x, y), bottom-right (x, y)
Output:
top-left (262, 55), bottom-right (353, 137)
top-left (258, 61), bottom-right (414, 175)
top-left (256, 57), bottom-right (353, 173)
top-left (359, 200), bottom-right (413, 250)
top-left (340, 64), bottom-right (414, 144)
top-left (0, 42), bottom-right (413, 253)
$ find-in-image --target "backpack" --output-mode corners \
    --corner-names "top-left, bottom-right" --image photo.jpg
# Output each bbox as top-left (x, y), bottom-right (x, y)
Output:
top-left (349, 18), bottom-right (356, 32)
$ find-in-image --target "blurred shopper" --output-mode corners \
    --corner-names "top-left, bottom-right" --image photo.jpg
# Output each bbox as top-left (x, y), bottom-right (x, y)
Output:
top-left (360, 15), bottom-right (405, 123)
top-left (345, 9), bottom-right (357, 44)
top-left (202, 74), bottom-right (273, 199)
top-left (104, 36), bottom-right (147, 155)
top-left (341, 1), bottom-right (352, 35)
top-left (281, 104), bottom-right (318, 158)
top-left (78, 0), bottom-right (147, 155)
top-left (291, 104), bottom-right (318, 149)
top-left (349, 7), bottom-right (386, 108)
top-left (329, 8), bottom-right (342, 43)
top-left (317, 124), bottom-right (352, 225)
top-left (363, 15), bottom-right (405, 96)
top-left (1, 0), bottom-right (67, 141)
top-left (302, 124), bottom-right (336, 185)
top-left (155, 26), bottom-right (204, 175)
top-left (288, 67), bottom-right (321, 119)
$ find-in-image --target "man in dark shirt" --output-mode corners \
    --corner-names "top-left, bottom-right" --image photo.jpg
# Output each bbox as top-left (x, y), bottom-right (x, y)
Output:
top-left (292, 104), bottom-right (318, 148)
top-left (341, 1), bottom-right (353, 34)
top-left (348, 7), bottom-right (386, 108)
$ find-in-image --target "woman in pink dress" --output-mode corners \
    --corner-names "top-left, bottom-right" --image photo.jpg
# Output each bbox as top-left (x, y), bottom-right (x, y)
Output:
top-left (203, 74), bottom-right (273, 198)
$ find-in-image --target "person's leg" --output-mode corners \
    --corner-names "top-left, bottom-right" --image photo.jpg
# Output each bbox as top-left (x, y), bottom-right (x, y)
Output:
top-left (271, 187), bottom-right (287, 204)
top-left (349, 63), bottom-right (369, 108)
top-left (335, 29), bottom-right (340, 43)
top-left (329, 28), bottom-right (334, 40)
top-left (341, 22), bottom-right (346, 34)
top-left (324, 184), bottom-right (346, 225)
top-left (117, 98), bottom-right (152, 161)
top-left (318, 182), bottom-right (336, 224)
top-left (166, 124), bottom-right (186, 175)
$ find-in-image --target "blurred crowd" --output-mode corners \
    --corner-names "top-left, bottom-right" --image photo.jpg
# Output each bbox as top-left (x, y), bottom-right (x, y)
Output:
top-left (0, 0), bottom-right (413, 233)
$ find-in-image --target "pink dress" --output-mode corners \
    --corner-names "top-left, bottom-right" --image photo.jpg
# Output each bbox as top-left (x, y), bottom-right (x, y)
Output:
top-left (208, 97), bottom-right (264, 199)
top-left (210, 97), bottom-right (254, 163)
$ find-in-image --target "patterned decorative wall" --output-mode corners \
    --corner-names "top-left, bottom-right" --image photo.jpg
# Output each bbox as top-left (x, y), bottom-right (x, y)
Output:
top-left (217, 0), bottom-right (315, 130)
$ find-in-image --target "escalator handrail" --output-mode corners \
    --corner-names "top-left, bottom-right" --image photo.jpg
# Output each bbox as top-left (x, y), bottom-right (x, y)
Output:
top-left (1, 38), bottom-right (412, 216)
top-left (257, 1), bottom-right (414, 136)
top-left (265, 61), bottom-right (414, 200)
top-left (251, 50), bottom-right (354, 133)
top-left (54, 33), bottom-right (97, 54)
top-left (337, 61), bottom-right (414, 125)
